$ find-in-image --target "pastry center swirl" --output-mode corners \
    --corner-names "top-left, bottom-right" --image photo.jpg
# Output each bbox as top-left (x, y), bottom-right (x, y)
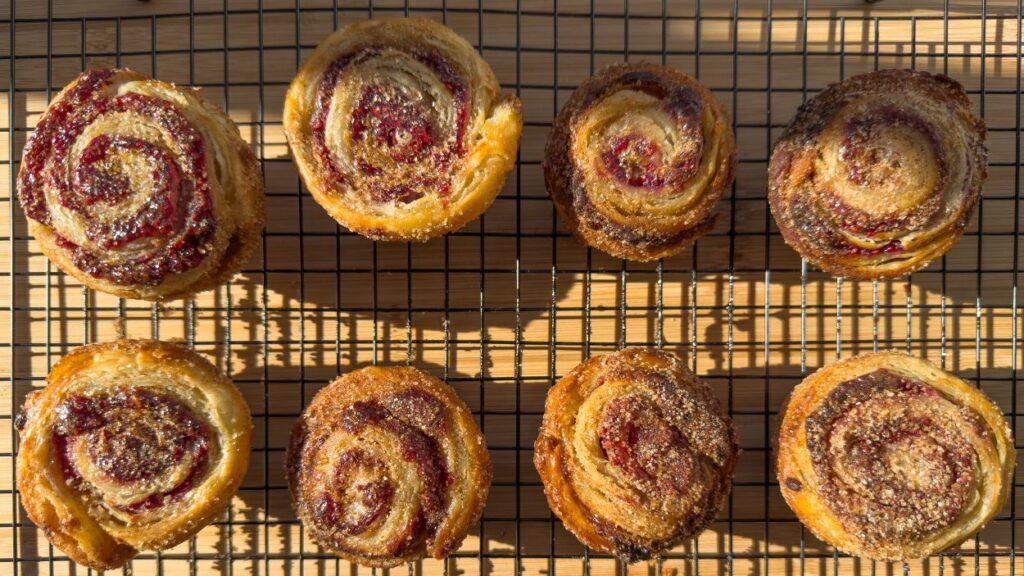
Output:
top-left (53, 386), bottom-right (210, 513)
top-left (805, 369), bottom-right (981, 545)
top-left (18, 69), bottom-right (216, 287)
top-left (601, 135), bottom-right (665, 189)
top-left (311, 47), bottom-right (469, 205)
top-left (315, 449), bottom-right (396, 535)
top-left (597, 394), bottom-right (696, 496)
top-left (71, 135), bottom-right (187, 249)
top-left (299, 389), bottom-right (452, 559)
top-left (585, 79), bottom-right (704, 194)
top-left (821, 105), bottom-right (945, 235)
top-left (351, 84), bottom-right (435, 163)
top-left (568, 368), bottom-right (734, 546)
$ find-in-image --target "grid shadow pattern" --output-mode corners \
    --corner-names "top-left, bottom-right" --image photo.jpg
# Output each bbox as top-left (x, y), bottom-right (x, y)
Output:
top-left (0, 0), bottom-right (1022, 574)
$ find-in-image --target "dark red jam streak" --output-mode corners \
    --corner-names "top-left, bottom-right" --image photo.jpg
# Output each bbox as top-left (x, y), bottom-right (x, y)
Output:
top-left (600, 135), bottom-right (664, 189)
top-left (71, 134), bottom-right (185, 250)
top-left (313, 449), bottom-right (396, 536)
top-left (785, 194), bottom-right (906, 258)
top-left (593, 73), bottom-right (702, 191)
top-left (593, 365), bottom-right (734, 494)
top-left (17, 69), bottom-right (215, 286)
top-left (350, 84), bottom-right (434, 163)
top-left (310, 48), bottom-right (469, 204)
top-left (19, 69), bottom-right (116, 224)
top-left (65, 136), bottom-right (138, 209)
top-left (52, 386), bottom-right (210, 513)
top-left (804, 369), bottom-right (976, 544)
top-left (310, 391), bottom-right (451, 551)
top-left (598, 394), bottom-right (695, 498)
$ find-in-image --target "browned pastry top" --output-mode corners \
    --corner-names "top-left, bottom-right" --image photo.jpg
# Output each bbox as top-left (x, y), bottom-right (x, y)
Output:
top-left (545, 63), bottom-right (735, 261)
top-left (768, 69), bottom-right (986, 279)
top-left (287, 365), bottom-right (491, 567)
top-left (17, 68), bottom-right (264, 301)
top-left (284, 18), bottom-right (522, 241)
top-left (776, 352), bottom-right (1015, 560)
top-left (534, 347), bottom-right (738, 562)
top-left (16, 340), bottom-right (252, 570)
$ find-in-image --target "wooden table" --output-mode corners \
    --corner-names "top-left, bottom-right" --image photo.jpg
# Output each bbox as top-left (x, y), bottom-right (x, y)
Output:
top-left (0, 0), bottom-right (1021, 574)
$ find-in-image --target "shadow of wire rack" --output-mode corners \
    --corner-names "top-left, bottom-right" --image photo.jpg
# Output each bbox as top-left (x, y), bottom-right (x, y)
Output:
top-left (1, 0), bottom-right (1022, 574)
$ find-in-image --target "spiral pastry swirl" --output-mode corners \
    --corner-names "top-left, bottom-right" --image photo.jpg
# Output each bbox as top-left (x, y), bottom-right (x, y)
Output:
top-left (16, 68), bottom-right (264, 300)
top-left (768, 69), bottom-right (986, 278)
top-left (534, 347), bottom-right (738, 562)
top-left (544, 63), bottom-right (736, 261)
top-left (283, 18), bottom-right (522, 241)
top-left (16, 340), bottom-right (252, 570)
top-left (777, 352), bottom-right (1015, 560)
top-left (287, 366), bottom-right (491, 567)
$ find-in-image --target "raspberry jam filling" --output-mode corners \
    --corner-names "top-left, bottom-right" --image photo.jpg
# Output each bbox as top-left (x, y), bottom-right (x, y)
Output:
top-left (17, 69), bottom-right (216, 287)
top-left (306, 391), bottom-right (453, 554)
top-left (67, 135), bottom-right (148, 209)
top-left (310, 47), bottom-right (469, 204)
top-left (598, 394), bottom-right (695, 497)
top-left (314, 449), bottom-right (396, 536)
top-left (19, 68), bottom-right (117, 224)
top-left (53, 386), bottom-right (210, 512)
top-left (601, 135), bottom-right (665, 189)
top-left (784, 195), bottom-right (907, 257)
top-left (350, 84), bottom-right (435, 163)
top-left (593, 75), bottom-right (703, 191)
top-left (72, 134), bottom-right (186, 249)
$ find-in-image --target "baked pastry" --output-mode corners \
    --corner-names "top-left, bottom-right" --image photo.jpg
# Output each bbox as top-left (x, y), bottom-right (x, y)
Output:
top-left (287, 365), bottom-right (491, 567)
top-left (534, 347), bottom-right (738, 562)
top-left (17, 68), bottom-right (265, 301)
top-left (776, 351), bottom-right (1015, 561)
top-left (283, 18), bottom-right (522, 241)
top-left (16, 339), bottom-right (252, 570)
top-left (544, 63), bottom-right (736, 261)
top-left (768, 69), bottom-right (986, 278)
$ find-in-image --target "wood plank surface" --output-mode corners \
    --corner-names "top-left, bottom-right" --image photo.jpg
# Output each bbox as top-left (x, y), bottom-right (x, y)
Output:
top-left (0, 0), bottom-right (1021, 574)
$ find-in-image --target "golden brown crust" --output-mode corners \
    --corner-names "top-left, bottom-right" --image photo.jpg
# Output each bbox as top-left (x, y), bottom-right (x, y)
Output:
top-left (768, 69), bottom-right (986, 279)
top-left (544, 63), bottom-right (736, 261)
top-left (286, 365), bottom-right (491, 567)
top-left (283, 18), bottom-right (522, 242)
top-left (534, 347), bottom-right (738, 562)
top-left (17, 68), bottom-right (265, 301)
top-left (16, 339), bottom-right (252, 570)
top-left (776, 351), bottom-right (1015, 561)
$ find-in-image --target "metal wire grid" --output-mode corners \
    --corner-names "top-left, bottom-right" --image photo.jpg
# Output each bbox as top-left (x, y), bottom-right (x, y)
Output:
top-left (1, 0), bottom-right (1022, 574)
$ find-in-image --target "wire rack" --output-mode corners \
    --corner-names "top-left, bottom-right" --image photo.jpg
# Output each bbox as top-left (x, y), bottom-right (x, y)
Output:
top-left (1, 0), bottom-right (1022, 574)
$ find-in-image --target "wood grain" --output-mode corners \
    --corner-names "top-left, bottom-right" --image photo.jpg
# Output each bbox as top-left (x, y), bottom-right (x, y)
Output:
top-left (0, 0), bottom-right (1020, 574)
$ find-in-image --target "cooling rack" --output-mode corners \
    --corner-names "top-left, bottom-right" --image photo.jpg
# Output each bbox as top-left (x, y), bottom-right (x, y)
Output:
top-left (1, 0), bottom-right (1022, 574)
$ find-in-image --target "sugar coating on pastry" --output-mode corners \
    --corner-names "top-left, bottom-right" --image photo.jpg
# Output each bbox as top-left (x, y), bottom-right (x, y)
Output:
top-left (534, 347), bottom-right (738, 562)
top-left (776, 351), bottom-right (1015, 560)
top-left (16, 339), bottom-right (252, 570)
top-left (287, 365), bottom-right (491, 567)
top-left (283, 18), bottom-right (522, 241)
top-left (545, 63), bottom-right (736, 261)
top-left (768, 69), bottom-right (986, 278)
top-left (17, 68), bottom-right (265, 301)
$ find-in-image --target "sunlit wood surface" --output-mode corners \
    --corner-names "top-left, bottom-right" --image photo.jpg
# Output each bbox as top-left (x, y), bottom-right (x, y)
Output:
top-left (0, 0), bottom-right (1021, 574)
